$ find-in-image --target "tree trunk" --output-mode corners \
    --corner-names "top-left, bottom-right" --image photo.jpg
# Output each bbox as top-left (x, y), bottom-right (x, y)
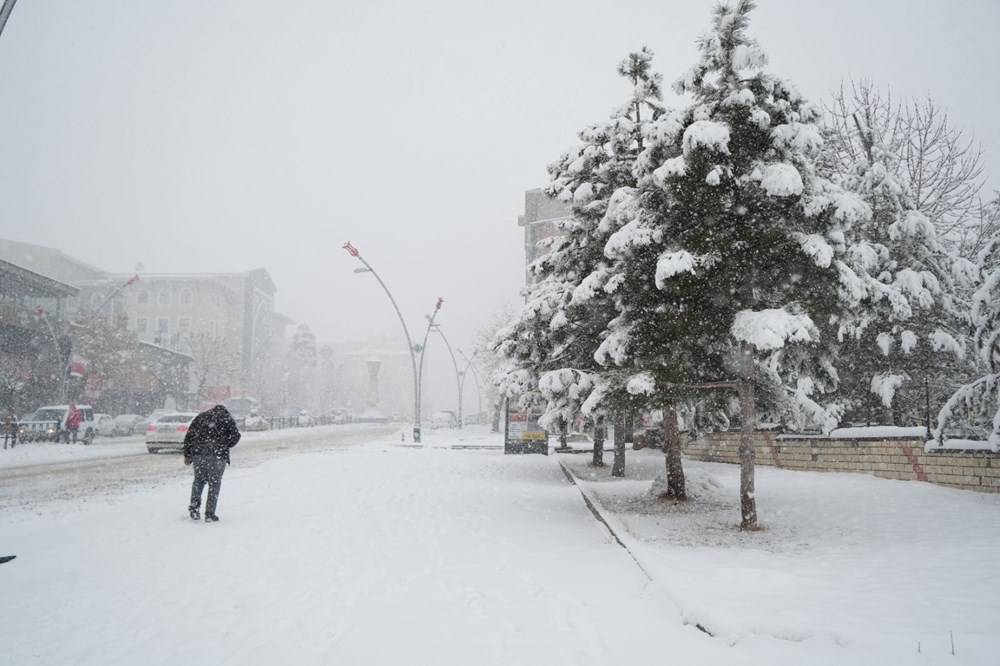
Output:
top-left (591, 416), bottom-right (605, 466)
top-left (661, 405), bottom-right (686, 500)
top-left (559, 418), bottom-right (568, 448)
top-left (612, 414), bottom-right (626, 477)
top-left (491, 398), bottom-right (502, 433)
top-left (624, 413), bottom-right (634, 444)
top-left (738, 345), bottom-right (758, 529)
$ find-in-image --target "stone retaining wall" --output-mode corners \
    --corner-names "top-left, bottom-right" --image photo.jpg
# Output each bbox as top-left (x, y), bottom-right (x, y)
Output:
top-left (682, 432), bottom-right (1000, 493)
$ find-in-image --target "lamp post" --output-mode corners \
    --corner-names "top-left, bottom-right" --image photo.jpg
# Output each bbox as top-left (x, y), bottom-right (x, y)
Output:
top-left (35, 307), bottom-right (66, 401)
top-left (343, 241), bottom-right (422, 442)
top-left (92, 274), bottom-right (140, 317)
top-left (416, 297), bottom-right (444, 431)
top-left (457, 348), bottom-right (483, 425)
top-left (0, 0), bottom-right (18, 41)
top-left (430, 322), bottom-right (462, 428)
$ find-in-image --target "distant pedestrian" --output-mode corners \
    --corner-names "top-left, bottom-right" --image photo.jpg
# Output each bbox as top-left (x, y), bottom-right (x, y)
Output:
top-left (65, 403), bottom-right (81, 443)
top-left (183, 405), bottom-right (241, 522)
top-left (3, 411), bottom-right (17, 450)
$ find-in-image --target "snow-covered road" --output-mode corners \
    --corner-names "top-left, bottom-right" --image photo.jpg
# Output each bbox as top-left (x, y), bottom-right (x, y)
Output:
top-left (0, 430), bottom-right (721, 665)
top-left (0, 425), bottom-right (394, 512)
top-left (2, 427), bottom-right (997, 665)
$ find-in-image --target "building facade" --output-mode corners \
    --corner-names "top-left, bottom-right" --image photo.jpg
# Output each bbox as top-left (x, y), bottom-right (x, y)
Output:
top-left (0, 239), bottom-right (288, 409)
top-left (517, 188), bottom-right (573, 284)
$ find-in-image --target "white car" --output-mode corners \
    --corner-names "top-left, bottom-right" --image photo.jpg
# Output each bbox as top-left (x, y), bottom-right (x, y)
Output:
top-left (19, 405), bottom-right (97, 444)
top-left (242, 409), bottom-right (270, 432)
top-left (430, 410), bottom-right (457, 429)
top-left (138, 409), bottom-right (174, 432)
top-left (94, 413), bottom-right (116, 437)
top-left (145, 412), bottom-right (198, 454)
top-left (296, 410), bottom-right (315, 427)
top-left (112, 414), bottom-right (144, 437)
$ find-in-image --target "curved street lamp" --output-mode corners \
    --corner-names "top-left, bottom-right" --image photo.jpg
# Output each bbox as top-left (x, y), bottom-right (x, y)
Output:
top-left (429, 321), bottom-right (462, 428)
top-left (416, 297), bottom-right (444, 430)
top-left (343, 241), bottom-right (423, 442)
top-left (457, 348), bottom-right (483, 426)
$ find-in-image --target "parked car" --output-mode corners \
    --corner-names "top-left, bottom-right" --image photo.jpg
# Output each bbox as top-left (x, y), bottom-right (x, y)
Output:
top-left (112, 414), bottom-right (145, 437)
top-left (430, 410), bottom-right (457, 429)
top-left (296, 410), bottom-right (315, 427)
top-left (94, 413), bottom-right (116, 437)
top-left (18, 405), bottom-right (96, 444)
top-left (242, 408), bottom-right (270, 432)
top-left (146, 412), bottom-right (198, 454)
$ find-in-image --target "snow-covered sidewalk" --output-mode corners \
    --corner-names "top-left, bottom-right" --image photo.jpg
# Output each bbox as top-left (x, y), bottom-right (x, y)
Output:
top-left (1, 427), bottom-right (998, 665)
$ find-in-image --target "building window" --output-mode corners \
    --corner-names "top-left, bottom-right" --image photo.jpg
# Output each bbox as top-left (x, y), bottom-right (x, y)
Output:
top-left (111, 299), bottom-right (124, 317)
top-left (158, 290), bottom-right (171, 306)
top-left (157, 317), bottom-right (169, 334)
top-left (137, 290), bottom-right (150, 305)
top-left (136, 318), bottom-right (148, 333)
top-left (90, 293), bottom-right (102, 309)
top-left (179, 317), bottom-right (190, 334)
top-left (179, 289), bottom-right (192, 306)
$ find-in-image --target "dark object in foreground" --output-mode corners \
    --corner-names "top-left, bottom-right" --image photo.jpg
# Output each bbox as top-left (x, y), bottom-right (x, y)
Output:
top-left (0, 555), bottom-right (16, 564)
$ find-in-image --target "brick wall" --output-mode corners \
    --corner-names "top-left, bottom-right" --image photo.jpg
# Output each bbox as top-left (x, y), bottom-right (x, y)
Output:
top-left (683, 432), bottom-right (1000, 493)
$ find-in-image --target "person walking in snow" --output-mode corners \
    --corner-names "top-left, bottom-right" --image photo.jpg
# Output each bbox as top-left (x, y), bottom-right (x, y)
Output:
top-left (183, 405), bottom-right (241, 522)
top-left (64, 403), bottom-right (81, 443)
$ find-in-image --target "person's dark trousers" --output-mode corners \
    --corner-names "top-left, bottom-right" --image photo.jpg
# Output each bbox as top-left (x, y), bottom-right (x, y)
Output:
top-left (189, 456), bottom-right (227, 516)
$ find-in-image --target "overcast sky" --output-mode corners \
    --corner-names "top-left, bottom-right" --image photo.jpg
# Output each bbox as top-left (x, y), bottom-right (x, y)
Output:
top-left (1, 0), bottom-right (997, 355)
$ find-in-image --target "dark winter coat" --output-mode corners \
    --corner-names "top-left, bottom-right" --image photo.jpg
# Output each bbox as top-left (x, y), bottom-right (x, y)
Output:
top-left (183, 405), bottom-right (241, 463)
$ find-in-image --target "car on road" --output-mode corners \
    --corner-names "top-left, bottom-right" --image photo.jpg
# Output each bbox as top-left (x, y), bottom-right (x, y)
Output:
top-left (94, 414), bottom-right (116, 437)
top-left (242, 408), bottom-right (270, 432)
top-left (296, 410), bottom-right (315, 427)
top-left (19, 405), bottom-right (97, 443)
top-left (430, 410), bottom-right (457, 429)
top-left (138, 409), bottom-right (174, 432)
top-left (145, 412), bottom-right (198, 454)
top-left (112, 414), bottom-right (145, 437)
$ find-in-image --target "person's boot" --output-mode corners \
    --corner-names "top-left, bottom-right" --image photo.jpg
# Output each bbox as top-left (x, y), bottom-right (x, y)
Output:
top-left (189, 508), bottom-right (200, 520)
top-left (205, 514), bottom-right (219, 522)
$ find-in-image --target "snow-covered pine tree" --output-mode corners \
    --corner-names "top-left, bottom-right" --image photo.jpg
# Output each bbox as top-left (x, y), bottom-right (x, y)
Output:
top-left (494, 47), bottom-right (664, 466)
top-left (828, 109), bottom-right (973, 427)
top-left (594, 0), bottom-right (871, 528)
top-left (936, 235), bottom-right (1000, 449)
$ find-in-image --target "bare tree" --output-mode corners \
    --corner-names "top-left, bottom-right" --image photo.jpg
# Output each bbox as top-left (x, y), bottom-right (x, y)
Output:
top-left (188, 333), bottom-right (242, 404)
top-left (823, 79), bottom-right (989, 258)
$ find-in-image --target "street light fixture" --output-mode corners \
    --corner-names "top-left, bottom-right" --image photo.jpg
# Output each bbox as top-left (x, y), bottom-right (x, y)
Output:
top-left (429, 322), bottom-right (462, 428)
top-left (457, 348), bottom-right (483, 426)
top-left (343, 241), bottom-right (423, 442)
top-left (416, 297), bottom-right (444, 431)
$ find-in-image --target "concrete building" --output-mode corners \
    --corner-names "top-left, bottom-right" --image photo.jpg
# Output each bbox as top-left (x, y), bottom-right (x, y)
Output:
top-left (517, 188), bottom-right (573, 284)
top-left (0, 239), bottom-right (289, 407)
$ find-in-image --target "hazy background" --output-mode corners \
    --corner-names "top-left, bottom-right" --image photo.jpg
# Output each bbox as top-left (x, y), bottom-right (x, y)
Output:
top-left (1, 0), bottom-right (997, 354)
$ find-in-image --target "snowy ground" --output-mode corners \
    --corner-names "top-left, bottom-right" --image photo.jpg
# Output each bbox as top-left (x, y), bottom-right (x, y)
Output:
top-left (1, 426), bottom-right (997, 665)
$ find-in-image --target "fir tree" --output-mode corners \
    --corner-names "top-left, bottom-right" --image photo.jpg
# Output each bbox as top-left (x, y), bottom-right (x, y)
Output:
top-left (936, 235), bottom-right (1000, 448)
top-left (595, 0), bottom-right (872, 528)
top-left (496, 47), bottom-right (664, 466)
top-left (828, 109), bottom-right (972, 427)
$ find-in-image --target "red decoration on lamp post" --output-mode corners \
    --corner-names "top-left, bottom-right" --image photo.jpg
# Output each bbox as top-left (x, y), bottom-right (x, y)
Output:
top-left (342, 241), bottom-right (359, 257)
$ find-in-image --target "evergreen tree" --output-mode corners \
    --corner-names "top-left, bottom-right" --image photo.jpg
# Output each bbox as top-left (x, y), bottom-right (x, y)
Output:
top-left (496, 47), bottom-right (664, 465)
top-left (595, 0), bottom-right (874, 528)
top-left (824, 86), bottom-right (974, 426)
top-left (937, 235), bottom-right (1000, 448)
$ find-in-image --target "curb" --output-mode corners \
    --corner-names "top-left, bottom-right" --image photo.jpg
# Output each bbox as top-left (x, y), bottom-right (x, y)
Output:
top-left (556, 459), bottom-right (653, 582)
